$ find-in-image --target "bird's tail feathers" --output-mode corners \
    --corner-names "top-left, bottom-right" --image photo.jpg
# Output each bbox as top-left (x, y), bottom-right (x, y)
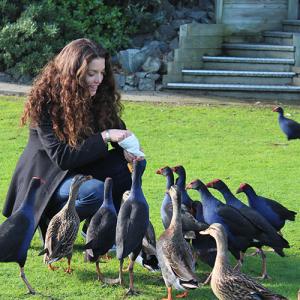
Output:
top-left (180, 279), bottom-right (199, 289)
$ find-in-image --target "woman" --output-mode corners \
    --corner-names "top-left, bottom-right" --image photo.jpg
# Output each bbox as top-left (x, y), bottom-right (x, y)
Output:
top-left (3, 38), bottom-right (141, 240)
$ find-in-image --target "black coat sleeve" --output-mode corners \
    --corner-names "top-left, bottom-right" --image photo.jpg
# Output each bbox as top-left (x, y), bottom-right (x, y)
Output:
top-left (36, 118), bottom-right (109, 171)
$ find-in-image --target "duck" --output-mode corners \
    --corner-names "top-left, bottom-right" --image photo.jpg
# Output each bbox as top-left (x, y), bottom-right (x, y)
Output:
top-left (0, 177), bottom-right (43, 294)
top-left (186, 179), bottom-right (264, 270)
top-left (40, 175), bottom-right (90, 273)
top-left (272, 106), bottom-right (300, 140)
top-left (156, 185), bottom-right (199, 300)
top-left (114, 159), bottom-right (149, 295)
top-left (236, 183), bottom-right (297, 232)
top-left (207, 179), bottom-right (290, 279)
top-left (200, 223), bottom-right (288, 300)
top-left (84, 177), bottom-right (117, 282)
top-left (156, 166), bottom-right (207, 235)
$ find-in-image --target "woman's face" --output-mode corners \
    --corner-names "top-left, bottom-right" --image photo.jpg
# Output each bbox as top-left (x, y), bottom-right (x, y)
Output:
top-left (85, 58), bottom-right (105, 96)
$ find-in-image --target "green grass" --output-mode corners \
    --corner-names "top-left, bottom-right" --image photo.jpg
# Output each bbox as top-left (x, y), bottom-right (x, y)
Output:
top-left (0, 96), bottom-right (299, 299)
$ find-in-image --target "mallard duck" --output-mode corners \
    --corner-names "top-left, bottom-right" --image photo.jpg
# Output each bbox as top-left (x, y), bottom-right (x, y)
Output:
top-left (0, 177), bottom-right (43, 294)
top-left (114, 159), bottom-right (149, 295)
top-left (40, 175), bottom-right (90, 273)
top-left (156, 185), bottom-right (199, 300)
top-left (200, 223), bottom-right (288, 300)
top-left (84, 177), bottom-right (117, 282)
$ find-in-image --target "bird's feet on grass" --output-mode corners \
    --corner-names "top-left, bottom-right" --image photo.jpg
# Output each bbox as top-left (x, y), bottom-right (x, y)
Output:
top-left (48, 264), bottom-right (59, 271)
top-left (257, 273), bottom-right (271, 280)
top-left (64, 267), bottom-right (73, 274)
top-left (175, 291), bottom-right (188, 298)
top-left (125, 288), bottom-right (140, 296)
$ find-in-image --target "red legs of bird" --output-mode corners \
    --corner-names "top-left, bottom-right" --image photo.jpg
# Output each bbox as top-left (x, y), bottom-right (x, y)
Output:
top-left (64, 256), bottom-right (73, 274)
top-left (20, 267), bottom-right (35, 295)
top-left (175, 291), bottom-right (188, 298)
top-left (48, 264), bottom-right (59, 271)
top-left (233, 251), bottom-right (244, 272)
top-left (126, 258), bottom-right (140, 296)
top-left (162, 286), bottom-right (173, 300)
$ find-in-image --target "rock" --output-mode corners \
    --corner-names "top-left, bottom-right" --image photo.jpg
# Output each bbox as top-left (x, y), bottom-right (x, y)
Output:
top-left (142, 57), bottom-right (161, 73)
top-left (146, 73), bottom-right (160, 81)
top-left (138, 78), bottom-right (155, 91)
top-left (114, 73), bottom-right (126, 88)
top-left (123, 84), bottom-right (138, 91)
top-left (169, 37), bottom-right (179, 50)
top-left (155, 24), bottom-right (178, 42)
top-left (118, 49), bottom-right (141, 73)
top-left (125, 74), bottom-right (138, 86)
top-left (0, 72), bottom-right (13, 83)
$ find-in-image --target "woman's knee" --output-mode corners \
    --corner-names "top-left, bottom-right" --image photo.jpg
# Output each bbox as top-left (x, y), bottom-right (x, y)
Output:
top-left (78, 179), bottom-right (104, 204)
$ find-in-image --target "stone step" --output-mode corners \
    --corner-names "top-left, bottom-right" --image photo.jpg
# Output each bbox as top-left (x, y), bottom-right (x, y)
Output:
top-left (181, 70), bottom-right (295, 85)
top-left (223, 43), bottom-right (295, 58)
top-left (182, 69), bottom-right (295, 77)
top-left (202, 56), bottom-right (294, 71)
top-left (283, 19), bottom-right (300, 32)
top-left (263, 31), bottom-right (294, 45)
top-left (165, 83), bottom-right (300, 101)
top-left (166, 82), bottom-right (300, 92)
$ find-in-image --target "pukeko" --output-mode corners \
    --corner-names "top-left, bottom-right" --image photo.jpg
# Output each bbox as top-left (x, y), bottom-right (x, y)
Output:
top-left (207, 179), bottom-right (290, 279)
top-left (157, 185), bottom-right (199, 300)
top-left (156, 166), bottom-right (208, 235)
top-left (273, 106), bottom-right (300, 140)
top-left (0, 177), bottom-right (43, 294)
top-left (186, 179), bottom-right (265, 270)
top-left (114, 159), bottom-right (149, 295)
top-left (191, 201), bottom-right (217, 270)
top-left (236, 183), bottom-right (297, 232)
top-left (40, 175), bottom-right (90, 273)
top-left (200, 223), bottom-right (288, 300)
top-left (136, 221), bottom-right (160, 272)
top-left (84, 177), bottom-right (117, 282)
top-left (171, 165), bottom-right (194, 212)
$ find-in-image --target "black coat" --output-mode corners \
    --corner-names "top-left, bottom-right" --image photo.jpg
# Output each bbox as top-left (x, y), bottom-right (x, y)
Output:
top-left (3, 114), bottom-right (130, 229)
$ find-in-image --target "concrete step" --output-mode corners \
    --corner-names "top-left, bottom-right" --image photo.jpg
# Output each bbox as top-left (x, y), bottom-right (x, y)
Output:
top-left (283, 19), bottom-right (300, 32)
top-left (202, 56), bottom-right (294, 72)
top-left (223, 43), bottom-right (295, 59)
top-left (263, 31), bottom-right (294, 45)
top-left (165, 83), bottom-right (300, 101)
top-left (181, 70), bottom-right (295, 85)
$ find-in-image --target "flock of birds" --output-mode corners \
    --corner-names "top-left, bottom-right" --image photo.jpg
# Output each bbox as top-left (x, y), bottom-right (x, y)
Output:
top-left (0, 106), bottom-right (299, 299)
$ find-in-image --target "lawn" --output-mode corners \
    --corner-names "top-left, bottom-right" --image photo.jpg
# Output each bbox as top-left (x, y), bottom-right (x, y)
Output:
top-left (0, 95), bottom-right (299, 299)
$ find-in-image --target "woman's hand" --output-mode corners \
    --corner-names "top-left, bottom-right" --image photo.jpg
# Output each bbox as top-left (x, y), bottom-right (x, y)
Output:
top-left (101, 129), bottom-right (131, 143)
top-left (124, 149), bottom-right (145, 163)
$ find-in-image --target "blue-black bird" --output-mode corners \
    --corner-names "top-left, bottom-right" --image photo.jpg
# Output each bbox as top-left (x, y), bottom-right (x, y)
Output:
top-left (171, 165), bottom-right (194, 211)
top-left (273, 106), bottom-right (300, 140)
top-left (0, 177), bottom-right (43, 294)
top-left (156, 166), bottom-right (208, 235)
top-left (84, 177), bottom-right (117, 282)
top-left (186, 179), bottom-right (265, 270)
top-left (237, 183), bottom-right (297, 232)
top-left (114, 159), bottom-right (149, 295)
top-left (207, 179), bottom-right (290, 279)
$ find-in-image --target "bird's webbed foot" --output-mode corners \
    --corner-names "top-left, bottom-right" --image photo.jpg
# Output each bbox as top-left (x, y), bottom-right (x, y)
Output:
top-left (125, 288), bottom-right (141, 296)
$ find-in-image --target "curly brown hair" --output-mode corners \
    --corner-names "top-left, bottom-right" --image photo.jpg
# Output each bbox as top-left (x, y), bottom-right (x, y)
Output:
top-left (21, 38), bottom-right (123, 147)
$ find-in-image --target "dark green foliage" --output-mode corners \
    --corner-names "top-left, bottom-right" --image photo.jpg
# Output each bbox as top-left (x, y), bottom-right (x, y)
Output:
top-left (0, 0), bottom-right (133, 78)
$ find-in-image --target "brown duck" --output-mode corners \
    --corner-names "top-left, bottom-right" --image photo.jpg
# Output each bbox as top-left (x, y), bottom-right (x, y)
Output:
top-left (156, 185), bottom-right (200, 300)
top-left (200, 223), bottom-right (288, 300)
top-left (40, 175), bottom-right (90, 273)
